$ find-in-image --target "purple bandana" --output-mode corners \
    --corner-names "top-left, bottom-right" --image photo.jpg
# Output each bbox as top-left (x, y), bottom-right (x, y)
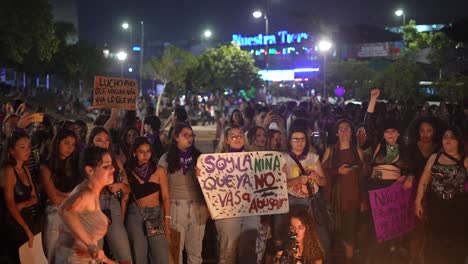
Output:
top-left (135, 162), bottom-right (156, 182)
top-left (178, 146), bottom-right (193, 175)
top-left (288, 150), bottom-right (308, 161)
top-left (146, 131), bottom-right (159, 145)
top-left (229, 146), bottom-right (245, 152)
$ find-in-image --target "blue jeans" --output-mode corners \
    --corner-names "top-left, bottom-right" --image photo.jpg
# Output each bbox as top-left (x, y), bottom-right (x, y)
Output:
top-left (100, 194), bottom-right (132, 262)
top-left (215, 215), bottom-right (260, 264)
top-left (170, 200), bottom-right (208, 264)
top-left (42, 203), bottom-right (61, 259)
top-left (126, 203), bottom-right (169, 264)
top-left (288, 195), bottom-right (331, 264)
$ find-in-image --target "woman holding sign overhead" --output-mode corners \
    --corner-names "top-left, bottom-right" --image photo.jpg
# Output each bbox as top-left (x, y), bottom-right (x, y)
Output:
top-left (214, 125), bottom-right (261, 264)
top-left (158, 122), bottom-right (207, 264)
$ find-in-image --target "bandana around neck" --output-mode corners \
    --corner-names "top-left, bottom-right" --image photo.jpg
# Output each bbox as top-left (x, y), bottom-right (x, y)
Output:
top-left (178, 146), bottom-right (194, 175)
top-left (288, 150), bottom-right (308, 161)
top-left (135, 162), bottom-right (155, 182)
top-left (384, 143), bottom-right (400, 164)
top-left (229, 146), bottom-right (245, 152)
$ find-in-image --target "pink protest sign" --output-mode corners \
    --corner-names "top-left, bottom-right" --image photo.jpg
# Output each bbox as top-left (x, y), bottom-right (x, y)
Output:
top-left (369, 183), bottom-right (415, 243)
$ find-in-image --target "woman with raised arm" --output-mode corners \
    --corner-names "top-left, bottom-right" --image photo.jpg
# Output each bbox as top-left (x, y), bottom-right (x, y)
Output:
top-left (1, 131), bottom-right (40, 263)
top-left (51, 147), bottom-right (116, 264)
top-left (415, 127), bottom-right (468, 264)
top-left (41, 129), bottom-right (82, 259)
top-left (125, 136), bottom-right (170, 264)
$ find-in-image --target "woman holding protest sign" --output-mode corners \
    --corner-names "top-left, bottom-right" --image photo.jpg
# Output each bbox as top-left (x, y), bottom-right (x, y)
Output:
top-left (415, 126), bottom-right (468, 264)
top-left (280, 126), bottom-right (329, 264)
top-left (125, 136), bottom-right (170, 264)
top-left (158, 122), bottom-right (206, 264)
top-left (364, 88), bottom-right (413, 263)
top-left (87, 127), bottom-right (132, 264)
top-left (214, 125), bottom-right (262, 264)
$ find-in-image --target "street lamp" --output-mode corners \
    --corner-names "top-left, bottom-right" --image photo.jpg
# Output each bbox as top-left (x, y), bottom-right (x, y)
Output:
top-left (252, 9), bottom-right (269, 99)
top-left (203, 29), bottom-right (212, 39)
top-left (318, 40), bottom-right (332, 97)
top-left (394, 9), bottom-right (405, 26)
top-left (121, 21), bottom-right (145, 96)
top-left (116, 51), bottom-right (127, 77)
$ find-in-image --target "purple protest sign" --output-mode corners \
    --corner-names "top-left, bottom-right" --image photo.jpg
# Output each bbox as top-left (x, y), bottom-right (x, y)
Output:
top-left (369, 183), bottom-right (416, 243)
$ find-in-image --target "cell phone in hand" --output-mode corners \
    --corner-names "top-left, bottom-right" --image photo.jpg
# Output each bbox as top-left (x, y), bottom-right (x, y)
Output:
top-left (29, 113), bottom-right (44, 123)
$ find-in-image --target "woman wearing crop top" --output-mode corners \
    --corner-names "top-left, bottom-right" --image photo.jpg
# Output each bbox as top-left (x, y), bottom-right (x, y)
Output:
top-left (87, 127), bottom-right (132, 264)
top-left (415, 127), bottom-right (468, 264)
top-left (158, 122), bottom-right (206, 264)
top-left (125, 136), bottom-right (170, 264)
top-left (40, 129), bottom-right (82, 258)
top-left (51, 147), bottom-right (116, 264)
top-left (0, 131), bottom-right (40, 263)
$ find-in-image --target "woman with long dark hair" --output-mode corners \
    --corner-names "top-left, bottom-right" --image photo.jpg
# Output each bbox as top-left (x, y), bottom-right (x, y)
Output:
top-left (87, 127), bottom-right (132, 264)
top-left (40, 129), bottom-right (82, 258)
top-left (158, 122), bottom-right (206, 264)
top-left (125, 136), bottom-right (170, 264)
top-left (415, 126), bottom-right (468, 263)
top-left (116, 126), bottom-right (139, 164)
top-left (143, 116), bottom-right (165, 162)
top-left (1, 131), bottom-right (41, 263)
top-left (322, 120), bottom-right (365, 262)
top-left (276, 209), bottom-right (324, 264)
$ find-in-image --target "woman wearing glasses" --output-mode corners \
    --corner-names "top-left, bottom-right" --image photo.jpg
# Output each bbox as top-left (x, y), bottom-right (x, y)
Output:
top-left (282, 126), bottom-right (329, 263)
top-left (214, 125), bottom-right (261, 264)
top-left (158, 122), bottom-right (206, 264)
top-left (322, 120), bottom-right (365, 263)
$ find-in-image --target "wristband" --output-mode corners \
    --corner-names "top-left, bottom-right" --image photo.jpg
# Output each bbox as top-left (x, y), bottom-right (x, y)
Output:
top-left (164, 215), bottom-right (172, 219)
top-left (87, 244), bottom-right (99, 257)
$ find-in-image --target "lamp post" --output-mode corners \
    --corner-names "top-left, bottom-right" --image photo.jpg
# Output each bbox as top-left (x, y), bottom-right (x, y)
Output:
top-left (395, 9), bottom-right (405, 26)
top-left (318, 40), bottom-right (332, 97)
top-left (253, 9), bottom-right (269, 98)
top-left (116, 51), bottom-right (127, 77)
top-left (121, 21), bottom-right (144, 96)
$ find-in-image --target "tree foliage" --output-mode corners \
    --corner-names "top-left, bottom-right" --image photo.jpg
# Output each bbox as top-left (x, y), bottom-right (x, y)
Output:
top-left (190, 44), bottom-right (262, 96)
top-left (0, 0), bottom-right (59, 68)
top-left (144, 44), bottom-right (196, 114)
top-left (326, 60), bottom-right (376, 99)
top-left (374, 58), bottom-right (427, 100)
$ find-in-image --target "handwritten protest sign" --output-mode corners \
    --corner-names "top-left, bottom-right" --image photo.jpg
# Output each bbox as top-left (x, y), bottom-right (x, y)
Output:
top-left (93, 76), bottom-right (138, 110)
top-left (197, 151), bottom-right (289, 220)
top-left (369, 183), bottom-right (415, 243)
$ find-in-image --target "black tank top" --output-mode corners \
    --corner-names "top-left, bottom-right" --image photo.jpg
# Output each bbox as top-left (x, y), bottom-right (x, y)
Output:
top-left (14, 166), bottom-right (33, 203)
top-left (129, 173), bottom-right (161, 200)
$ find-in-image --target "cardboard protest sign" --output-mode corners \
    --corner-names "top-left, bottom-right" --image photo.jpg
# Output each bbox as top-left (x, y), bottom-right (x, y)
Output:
top-left (197, 151), bottom-right (289, 220)
top-left (369, 183), bottom-right (415, 243)
top-left (93, 76), bottom-right (138, 110)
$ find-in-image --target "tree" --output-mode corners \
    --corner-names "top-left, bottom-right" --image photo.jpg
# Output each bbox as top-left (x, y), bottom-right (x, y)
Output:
top-left (326, 60), bottom-right (376, 99)
top-left (144, 45), bottom-right (196, 115)
top-left (190, 44), bottom-right (262, 104)
top-left (435, 75), bottom-right (468, 101)
top-left (374, 58), bottom-right (427, 100)
top-left (0, 0), bottom-right (59, 67)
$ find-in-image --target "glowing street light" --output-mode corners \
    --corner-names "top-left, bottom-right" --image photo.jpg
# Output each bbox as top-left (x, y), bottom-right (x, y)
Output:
top-left (203, 29), bottom-right (212, 39)
top-left (116, 51), bottom-right (127, 61)
top-left (394, 9), bottom-right (405, 26)
top-left (252, 10), bottom-right (263, 19)
top-left (121, 22), bottom-right (130, 30)
top-left (318, 39), bottom-right (333, 97)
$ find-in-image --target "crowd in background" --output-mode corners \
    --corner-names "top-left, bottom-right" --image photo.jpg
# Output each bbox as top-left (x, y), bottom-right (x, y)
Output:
top-left (0, 89), bottom-right (467, 264)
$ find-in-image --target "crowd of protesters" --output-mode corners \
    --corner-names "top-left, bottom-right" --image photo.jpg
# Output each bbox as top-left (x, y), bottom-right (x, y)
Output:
top-left (0, 89), bottom-right (467, 264)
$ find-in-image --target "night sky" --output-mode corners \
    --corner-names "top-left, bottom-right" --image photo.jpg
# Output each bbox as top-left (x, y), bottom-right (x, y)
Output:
top-left (77, 0), bottom-right (468, 48)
